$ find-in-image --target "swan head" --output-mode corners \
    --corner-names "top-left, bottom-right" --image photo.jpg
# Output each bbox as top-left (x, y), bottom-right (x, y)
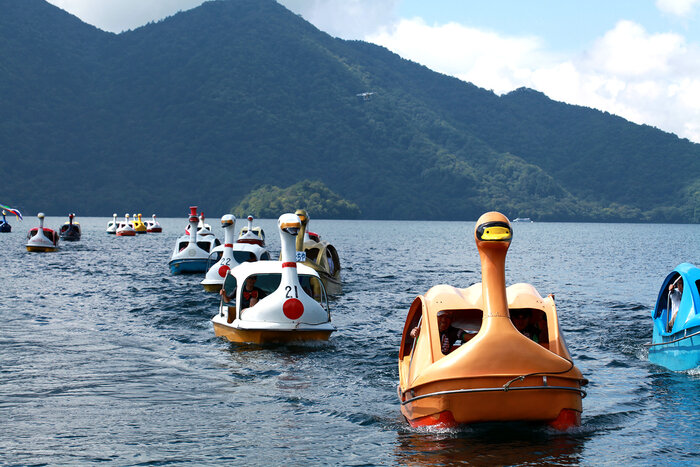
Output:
top-left (221, 214), bottom-right (235, 228)
top-left (279, 213), bottom-right (301, 236)
top-left (475, 211), bottom-right (512, 251)
top-left (294, 209), bottom-right (309, 228)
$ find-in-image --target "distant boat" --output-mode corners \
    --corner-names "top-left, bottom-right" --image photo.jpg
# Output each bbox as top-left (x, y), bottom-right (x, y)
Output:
top-left (26, 213), bottom-right (59, 252)
top-left (59, 213), bottom-right (81, 241)
top-left (513, 217), bottom-right (533, 223)
top-left (145, 214), bottom-right (162, 233)
top-left (0, 210), bottom-right (11, 233)
top-left (106, 213), bottom-right (118, 234)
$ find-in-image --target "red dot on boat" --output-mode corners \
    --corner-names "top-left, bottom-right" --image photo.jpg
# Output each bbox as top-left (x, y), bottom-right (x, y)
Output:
top-left (218, 265), bottom-right (230, 277)
top-left (283, 298), bottom-right (304, 320)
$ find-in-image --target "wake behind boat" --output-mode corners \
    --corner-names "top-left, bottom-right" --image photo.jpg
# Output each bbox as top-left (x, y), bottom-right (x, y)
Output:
top-left (398, 212), bottom-right (586, 430)
top-left (647, 263), bottom-right (700, 371)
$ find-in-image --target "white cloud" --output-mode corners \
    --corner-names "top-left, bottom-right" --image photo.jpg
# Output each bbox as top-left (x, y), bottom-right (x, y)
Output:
top-left (367, 18), bottom-right (548, 93)
top-left (368, 18), bottom-right (700, 143)
top-left (46, 0), bottom-right (205, 32)
top-left (656, 0), bottom-right (700, 17)
top-left (278, 0), bottom-right (399, 39)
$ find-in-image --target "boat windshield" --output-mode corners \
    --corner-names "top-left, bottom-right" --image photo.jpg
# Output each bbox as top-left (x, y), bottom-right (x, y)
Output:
top-left (230, 273), bottom-right (328, 310)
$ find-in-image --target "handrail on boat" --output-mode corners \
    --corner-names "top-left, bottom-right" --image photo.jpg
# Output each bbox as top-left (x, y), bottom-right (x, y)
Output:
top-left (644, 329), bottom-right (700, 347)
top-left (399, 384), bottom-right (587, 405)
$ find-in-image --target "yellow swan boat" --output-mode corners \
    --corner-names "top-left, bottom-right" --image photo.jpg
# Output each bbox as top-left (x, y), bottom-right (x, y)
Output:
top-left (398, 212), bottom-right (586, 430)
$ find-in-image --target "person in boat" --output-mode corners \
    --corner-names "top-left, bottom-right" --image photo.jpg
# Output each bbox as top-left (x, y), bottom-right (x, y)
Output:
top-left (220, 275), bottom-right (266, 309)
top-left (410, 311), bottom-right (472, 354)
top-left (511, 310), bottom-right (542, 343)
top-left (668, 279), bottom-right (683, 330)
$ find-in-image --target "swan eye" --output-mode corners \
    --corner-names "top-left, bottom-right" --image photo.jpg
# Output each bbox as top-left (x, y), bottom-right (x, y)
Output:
top-left (476, 221), bottom-right (512, 241)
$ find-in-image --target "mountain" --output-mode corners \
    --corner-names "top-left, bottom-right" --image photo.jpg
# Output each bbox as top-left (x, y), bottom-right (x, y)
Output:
top-left (1, 0), bottom-right (698, 222)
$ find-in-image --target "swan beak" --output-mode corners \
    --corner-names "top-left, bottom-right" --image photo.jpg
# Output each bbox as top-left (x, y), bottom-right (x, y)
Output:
top-left (280, 221), bottom-right (300, 236)
top-left (476, 221), bottom-right (512, 241)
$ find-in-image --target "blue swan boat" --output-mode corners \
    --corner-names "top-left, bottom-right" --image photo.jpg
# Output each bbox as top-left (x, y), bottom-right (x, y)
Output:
top-left (0, 210), bottom-right (11, 233)
top-left (648, 263), bottom-right (700, 371)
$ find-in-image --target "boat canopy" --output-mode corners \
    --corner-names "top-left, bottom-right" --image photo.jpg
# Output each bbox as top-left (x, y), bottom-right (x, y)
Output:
top-left (653, 263), bottom-right (700, 335)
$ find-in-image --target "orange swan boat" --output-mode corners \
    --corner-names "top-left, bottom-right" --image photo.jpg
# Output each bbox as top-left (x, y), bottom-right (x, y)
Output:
top-left (398, 212), bottom-right (587, 430)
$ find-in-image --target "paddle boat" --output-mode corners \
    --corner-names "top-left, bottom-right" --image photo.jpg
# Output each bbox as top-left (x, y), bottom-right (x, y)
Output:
top-left (212, 213), bottom-right (335, 344)
top-left (106, 213), bottom-right (118, 234)
top-left (294, 209), bottom-right (342, 295)
top-left (132, 213), bottom-right (148, 234)
top-left (116, 214), bottom-right (136, 236)
top-left (0, 210), bottom-right (11, 233)
top-left (26, 213), bottom-right (59, 252)
top-left (201, 215), bottom-right (271, 292)
top-left (398, 212), bottom-right (586, 430)
top-left (145, 214), bottom-right (162, 233)
top-left (647, 263), bottom-right (700, 371)
top-left (59, 213), bottom-right (81, 241)
top-left (169, 206), bottom-right (221, 274)
top-left (238, 215), bottom-right (266, 246)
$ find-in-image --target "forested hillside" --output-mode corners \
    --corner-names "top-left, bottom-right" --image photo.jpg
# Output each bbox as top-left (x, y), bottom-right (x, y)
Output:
top-left (1, 0), bottom-right (698, 222)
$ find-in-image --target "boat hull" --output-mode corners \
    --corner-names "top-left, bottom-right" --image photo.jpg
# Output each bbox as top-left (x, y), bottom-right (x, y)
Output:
top-left (648, 332), bottom-right (700, 371)
top-left (26, 245), bottom-right (58, 252)
top-left (202, 281), bottom-right (223, 292)
top-left (400, 375), bottom-right (583, 429)
top-left (169, 258), bottom-right (208, 274)
top-left (213, 322), bottom-right (332, 344)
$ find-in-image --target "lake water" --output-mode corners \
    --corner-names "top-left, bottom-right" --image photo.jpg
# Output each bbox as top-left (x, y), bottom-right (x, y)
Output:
top-left (1, 217), bottom-right (699, 465)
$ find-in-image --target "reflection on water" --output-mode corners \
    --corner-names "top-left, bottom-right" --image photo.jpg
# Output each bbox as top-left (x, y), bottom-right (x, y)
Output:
top-left (395, 424), bottom-right (586, 465)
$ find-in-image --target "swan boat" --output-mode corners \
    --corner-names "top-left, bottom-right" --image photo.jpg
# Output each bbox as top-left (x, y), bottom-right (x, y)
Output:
top-left (169, 206), bottom-right (220, 274)
top-left (212, 213), bottom-right (335, 344)
top-left (59, 213), bottom-right (81, 241)
top-left (647, 263), bottom-right (700, 371)
top-left (131, 213), bottom-right (148, 234)
top-left (116, 214), bottom-right (136, 237)
top-left (238, 215), bottom-right (266, 245)
top-left (26, 213), bottom-right (59, 252)
top-left (398, 212), bottom-right (586, 430)
top-left (0, 210), bottom-right (11, 233)
top-left (106, 213), bottom-right (118, 234)
top-left (201, 215), bottom-right (271, 292)
top-left (294, 209), bottom-right (342, 295)
top-left (145, 214), bottom-right (162, 233)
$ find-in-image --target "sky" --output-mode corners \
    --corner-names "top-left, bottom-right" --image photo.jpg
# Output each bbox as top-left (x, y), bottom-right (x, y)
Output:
top-left (44, 0), bottom-right (700, 143)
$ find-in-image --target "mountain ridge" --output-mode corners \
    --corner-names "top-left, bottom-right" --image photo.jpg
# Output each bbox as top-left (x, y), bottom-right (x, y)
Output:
top-left (0, 0), bottom-right (698, 222)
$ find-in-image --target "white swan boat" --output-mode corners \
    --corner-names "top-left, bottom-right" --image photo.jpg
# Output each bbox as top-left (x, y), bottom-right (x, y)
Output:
top-left (26, 213), bottom-right (59, 252)
top-left (106, 213), bottom-right (118, 234)
top-left (212, 213), bottom-right (335, 344)
top-left (237, 215), bottom-right (266, 246)
top-left (169, 206), bottom-right (220, 274)
top-left (116, 213), bottom-right (136, 237)
top-left (145, 214), bottom-right (162, 233)
top-left (201, 215), bottom-right (271, 292)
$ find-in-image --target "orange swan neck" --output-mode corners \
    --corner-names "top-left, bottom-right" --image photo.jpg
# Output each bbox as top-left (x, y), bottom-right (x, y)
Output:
top-left (474, 212), bottom-right (512, 320)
